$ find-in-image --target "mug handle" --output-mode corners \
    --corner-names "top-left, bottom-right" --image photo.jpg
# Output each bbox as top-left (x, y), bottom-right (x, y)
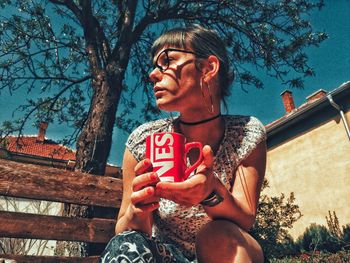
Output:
top-left (184, 142), bottom-right (203, 179)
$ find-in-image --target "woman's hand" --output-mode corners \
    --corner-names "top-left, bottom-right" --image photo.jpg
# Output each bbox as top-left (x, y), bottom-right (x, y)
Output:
top-left (154, 145), bottom-right (216, 206)
top-left (124, 159), bottom-right (160, 227)
top-left (116, 149), bottom-right (160, 236)
top-left (154, 141), bottom-right (267, 231)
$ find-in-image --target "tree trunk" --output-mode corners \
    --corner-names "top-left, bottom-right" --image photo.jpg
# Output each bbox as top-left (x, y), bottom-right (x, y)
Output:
top-left (75, 69), bottom-right (122, 176)
top-left (59, 0), bottom-right (137, 255)
top-left (57, 65), bottom-right (124, 256)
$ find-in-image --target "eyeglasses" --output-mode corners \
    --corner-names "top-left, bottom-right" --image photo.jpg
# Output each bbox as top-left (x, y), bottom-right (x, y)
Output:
top-left (153, 48), bottom-right (199, 72)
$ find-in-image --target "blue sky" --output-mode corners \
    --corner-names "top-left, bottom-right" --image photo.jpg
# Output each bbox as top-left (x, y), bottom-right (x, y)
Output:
top-left (229, 0), bottom-right (350, 124)
top-left (1, 0), bottom-right (349, 166)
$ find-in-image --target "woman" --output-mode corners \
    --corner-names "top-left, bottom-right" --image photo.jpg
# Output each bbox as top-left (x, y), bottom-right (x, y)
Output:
top-left (100, 25), bottom-right (267, 263)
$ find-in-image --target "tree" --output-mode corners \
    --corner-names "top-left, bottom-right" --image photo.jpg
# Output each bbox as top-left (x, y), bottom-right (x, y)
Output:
top-left (1, 0), bottom-right (327, 256)
top-left (0, 0), bottom-right (327, 175)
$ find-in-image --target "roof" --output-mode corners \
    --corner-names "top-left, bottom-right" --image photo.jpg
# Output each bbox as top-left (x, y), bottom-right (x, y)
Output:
top-left (4, 136), bottom-right (76, 161)
top-left (266, 81), bottom-right (350, 135)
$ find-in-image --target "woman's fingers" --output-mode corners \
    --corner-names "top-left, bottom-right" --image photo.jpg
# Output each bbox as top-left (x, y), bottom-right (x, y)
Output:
top-left (202, 145), bottom-right (214, 168)
top-left (132, 172), bottom-right (160, 192)
top-left (129, 159), bottom-right (161, 214)
top-left (132, 158), bottom-right (160, 191)
top-left (155, 176), bottom-right (206, 205)
top-left (132, 147), bottom-right (214, 207)
top-left (134, 158), bottom-right (153, 175)
top-left (131, 186), bottom-right (159, 206)
top-left (195, 145), bottom-right (214, 175)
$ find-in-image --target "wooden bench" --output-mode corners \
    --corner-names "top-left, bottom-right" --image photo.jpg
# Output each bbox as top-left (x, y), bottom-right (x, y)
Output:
top-left (0, 158), bottom-right (123, 263)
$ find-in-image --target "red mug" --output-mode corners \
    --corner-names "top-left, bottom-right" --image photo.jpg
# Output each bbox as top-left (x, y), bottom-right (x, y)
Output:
top-left (146, 132), bottom-right (203, 182)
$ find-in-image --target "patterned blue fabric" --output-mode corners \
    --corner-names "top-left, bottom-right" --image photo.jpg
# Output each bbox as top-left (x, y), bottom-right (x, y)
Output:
top-left (99, 231), bottom-right (196, 262)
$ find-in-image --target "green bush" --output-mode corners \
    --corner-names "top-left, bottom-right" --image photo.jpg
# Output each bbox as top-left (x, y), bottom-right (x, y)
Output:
top-left (296, 223), bottom-right (342, 253)
top-left (252, 181), bottom-right (350, 261)
top-left (294, 211), bottom-right (350, 255)
top-left (251, 180), bottom-right (302, 259)
top-left (342, 224), bottom-right (350, 245)
top-left (270, 250), bottom-right (350, 263)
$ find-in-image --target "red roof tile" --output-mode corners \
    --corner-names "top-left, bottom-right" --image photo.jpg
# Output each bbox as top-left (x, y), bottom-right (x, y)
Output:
top-left (5, 136), bottom-right (76, 161)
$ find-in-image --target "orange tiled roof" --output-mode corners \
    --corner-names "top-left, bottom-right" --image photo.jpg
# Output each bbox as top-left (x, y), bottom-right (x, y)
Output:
top-left (5, 136), bottom-right (76, 161)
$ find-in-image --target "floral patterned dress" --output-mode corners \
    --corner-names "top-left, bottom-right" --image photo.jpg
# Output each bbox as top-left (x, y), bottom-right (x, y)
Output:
top-left (125, 115), bottom-right (266, 260)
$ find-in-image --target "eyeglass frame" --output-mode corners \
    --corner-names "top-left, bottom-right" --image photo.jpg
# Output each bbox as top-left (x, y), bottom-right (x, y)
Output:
top-left (153, 48), bottom-right (203, 72)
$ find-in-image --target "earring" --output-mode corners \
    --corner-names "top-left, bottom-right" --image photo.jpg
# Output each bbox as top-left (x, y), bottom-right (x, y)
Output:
top-left (200, 78), bottom-right (215, 114)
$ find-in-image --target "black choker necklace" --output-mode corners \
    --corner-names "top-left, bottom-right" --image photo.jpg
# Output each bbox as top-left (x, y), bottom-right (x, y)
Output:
top-left (178, 113), bottom-right (222, 126)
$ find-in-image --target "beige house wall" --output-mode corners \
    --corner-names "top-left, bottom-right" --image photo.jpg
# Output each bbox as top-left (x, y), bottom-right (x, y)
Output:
top-left (265, 111), bottom-right (350, 239)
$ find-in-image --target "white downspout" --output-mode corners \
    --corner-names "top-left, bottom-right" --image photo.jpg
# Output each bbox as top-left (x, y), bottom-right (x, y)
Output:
top-left (327, 94), bottom-right (350, 141)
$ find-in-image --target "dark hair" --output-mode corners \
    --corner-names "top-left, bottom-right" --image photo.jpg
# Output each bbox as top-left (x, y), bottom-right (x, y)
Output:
top-left (151, 25), bottom-right (234, 103)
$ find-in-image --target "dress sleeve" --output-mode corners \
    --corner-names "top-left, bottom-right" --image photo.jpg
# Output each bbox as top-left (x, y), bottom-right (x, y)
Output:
top-left (235, 116), bottom-right (266, 164)
top-left (125, 122), bottom-right (151, 162)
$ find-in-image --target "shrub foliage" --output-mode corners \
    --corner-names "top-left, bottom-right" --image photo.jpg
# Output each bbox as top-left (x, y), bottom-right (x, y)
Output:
top-left (252, 181), bottom-right (350, 261)
top-left (251, 180), bottom-right (302, 259)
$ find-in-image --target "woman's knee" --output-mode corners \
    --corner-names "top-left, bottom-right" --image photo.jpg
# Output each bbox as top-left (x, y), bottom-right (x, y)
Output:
top-left (195, 220), bottom-right (263, 263)
top-left (195, 220), bottom-right (239, 259)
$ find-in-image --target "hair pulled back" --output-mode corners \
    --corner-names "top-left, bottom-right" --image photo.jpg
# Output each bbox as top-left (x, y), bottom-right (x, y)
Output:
top-left (151, 25), bottom-right (234, 102)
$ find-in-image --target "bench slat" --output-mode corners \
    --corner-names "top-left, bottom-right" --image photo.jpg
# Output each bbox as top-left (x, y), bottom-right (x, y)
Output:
top-left (0, 254), bottom-right (99, 263)
top-left (0, 159), bottom-right (123, 208)
top-left (0, 211), bottom-right (115, 243)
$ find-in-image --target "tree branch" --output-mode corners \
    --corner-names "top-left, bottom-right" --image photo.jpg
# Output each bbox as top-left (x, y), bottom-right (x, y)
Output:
top-left (13, 75), bottom-right (90, 142)
top-left (49, 0), bottom-right (83, 24)
top-left (111, 0), bottom-right (137, 63)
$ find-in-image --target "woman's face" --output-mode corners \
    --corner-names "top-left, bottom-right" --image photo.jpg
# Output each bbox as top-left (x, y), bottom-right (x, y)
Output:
top-left (149, 46), bottom-right (204, 113)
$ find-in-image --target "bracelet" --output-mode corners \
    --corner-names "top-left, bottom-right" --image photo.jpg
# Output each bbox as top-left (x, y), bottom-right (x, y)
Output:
top-left (200, 172), bottom-right (224, 207)
top-left (200, 191), bottom-right (223, 207)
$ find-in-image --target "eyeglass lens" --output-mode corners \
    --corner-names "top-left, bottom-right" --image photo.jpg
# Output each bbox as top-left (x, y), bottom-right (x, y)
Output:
top-left (155, 49), bottom-right (197, 72)
top-left (156, 50), bottom-right (170, 72)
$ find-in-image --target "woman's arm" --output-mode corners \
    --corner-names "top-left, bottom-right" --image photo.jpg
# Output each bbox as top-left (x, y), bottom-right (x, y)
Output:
top-left (115, 148), bottom-right (160, 236)
top-left (154, 141), bottom-right (266, 231)
top-left (203, 141), bottom-right (267, 231)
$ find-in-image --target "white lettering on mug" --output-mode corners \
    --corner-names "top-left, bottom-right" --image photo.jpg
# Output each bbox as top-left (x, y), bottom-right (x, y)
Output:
top-left (155, 133), bottom-right (174, 159)
top-left (153, 161), bottom-right (174, 177)
top-left (152, 134), bottom-right (174, 176)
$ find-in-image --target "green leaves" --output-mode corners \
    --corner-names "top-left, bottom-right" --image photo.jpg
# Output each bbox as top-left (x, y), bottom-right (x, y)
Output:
top-left (0, 0), bottom-right (328, 167)
top-left (0, 1), bottom-right (90, 140)
top-left (250, 179), bottom-right (302, 259)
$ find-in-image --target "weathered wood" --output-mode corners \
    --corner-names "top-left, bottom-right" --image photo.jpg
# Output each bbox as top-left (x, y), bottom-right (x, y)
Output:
top-left (0, 159), bottom-right (121, 259)
top-left (0, 254), bottom-right (99, 263)
top-left (0, 159), bottom-right (123, 208)
top-left (0, 211), bottom-right (115, 243)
